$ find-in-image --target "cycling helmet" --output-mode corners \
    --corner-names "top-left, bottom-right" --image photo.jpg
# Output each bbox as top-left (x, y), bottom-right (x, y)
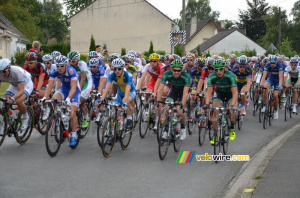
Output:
top-left (172, 54), bottom-right (181, 60)
top-left (51, 51), bottom-right (61, 58)
top-left (290, 57), bottom-right (298, 64)
top-left (207, 57), bottom-right (215, 67)
top-left (67, 51), bottom-right (80, 61)
top-left (270, 55), bottom-right (277, 63)
top-left (121, 55), bottom-right (130, 63)
top-left (226, 59), bottom-right (231, 67)
top-left (259, 55), bottom-right (265, 61)
top-left (186, 53), bottom-right (195, 58)
top-left (89, 58), bottom-right (99, 67)
top-left (108, 53), bottom-right (120, 64)
top-left (194, 58), bottom-right (205, 66)
top-left (42, 54), bottom-right (52, 62)
top-left (213, 59), bottom-right (226, 68)
top-left (89, 51), bottom-right (100, 58)
top-left (128, 54), bottom-right (135, 62)
top-left (149, 53), bottom-right (160, 60)
top-left (263, 57), bottom-right (269, 65)
top-left (54, 55), bottom-right (68, 65)
top-left (25, 52), bottom-right (37, 61)
top-left (141, 58), bottom-right (146, 66)
top-left (112, 58), bottom-right (125, 68)
top-left (171, 60), bottom-right (183, 69)
top-left (230, 54), bottom-right (236, 59)
top-left (251, 56), bottom-right (258, 62)
top-left (128, 50), bottom-right (136, 57)
top-left (294, 55), bottom-right (299, 59)
top-left (135, 51), bottom-right (141, 57)
top-left (239, 57), bottom-right (247, 65)
top-left (164, 54), bottom-right (171, 61)
top-left (160, 56), bottom-right (164, 62)
top-left (165, 97), bottom-right (174, 103)
top-left (0, 58), bottom-right (11, 71)
top-left (181, 57), bottom-right (187, 64)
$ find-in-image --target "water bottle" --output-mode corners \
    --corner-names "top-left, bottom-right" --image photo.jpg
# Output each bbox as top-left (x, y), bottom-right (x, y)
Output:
top-left (222, 119), bottom-right (226, 127)
top-left (118, 117), bottom-right (124, 130)
top-left (12, 105), bottom-right (19, 119)
top-left (172, 114), bottom-right (177, 125)
top-left (62, 112), bottom-right (69, 130)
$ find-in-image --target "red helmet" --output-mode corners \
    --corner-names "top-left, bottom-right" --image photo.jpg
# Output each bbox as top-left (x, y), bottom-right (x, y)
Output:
top-left (25, 52), bottom-right (37, 61)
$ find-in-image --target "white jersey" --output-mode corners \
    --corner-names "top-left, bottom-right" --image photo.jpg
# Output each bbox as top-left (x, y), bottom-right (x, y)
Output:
top-left (0, 66), bottom-right (32, 87)
top-left (284, 66), bottom-right (300, 79)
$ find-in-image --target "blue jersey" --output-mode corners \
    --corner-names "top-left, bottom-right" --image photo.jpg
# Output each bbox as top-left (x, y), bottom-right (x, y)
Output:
top-left (189, 67), bottom-right (202, 83)
top-left (264, 62), bottom-right (283, 78)
top-left (49, 66), bottom-right (81, 92)
top-left (107, 70), bottom-right (135, 93)
top-left (232, 66), bottom-right (252, 84)
top-left (91, 66), bottom-right (105, 88)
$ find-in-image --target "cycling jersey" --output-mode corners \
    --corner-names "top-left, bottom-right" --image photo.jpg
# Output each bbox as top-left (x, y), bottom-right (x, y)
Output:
top-left (284, 66), bottom-right (300, 85)
top-left (207, 70), bottom-right (236, 93)
top-left (253, 62), bottom-right (263, 73)
top-left (23, 62), bottom-right (49, 89)
top-left (183, 64), bottom-right (193, 74)
top-left (50, 66), bottom-right (81, 106)
top-left (158, 65), bottom-right (171, 79)
top-left (87, 59), bottom-right (107, 70)
top-left (161, 70), bottom-right (191, 90)
top-left (107, 70), bottom-right (135, 93)
top-left (0, 66), bottom-right (33, 97)
top-left (189, 67), bottom-right (203, 86)
top-left (231, 66), bottom-right (252, 83)
top-left (264, 62), bottom-right (283, 78)
top-left (143, 63), bottom-right (164, 91)
top-left (91, 66), bottom-right (105, 89)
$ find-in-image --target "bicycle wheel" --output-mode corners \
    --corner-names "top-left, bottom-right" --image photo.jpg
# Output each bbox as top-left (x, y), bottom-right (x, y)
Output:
top-left (284, 94), bottom-right (290, 121)
top-left (139, 104), bottom-right (150, 138)
top-left (198, 119), bottom-right (207, 146)
top-left (173, 129), bottom-right (182, 153)
top-left (14, 106), bottom-right (34, 145)
top-left (250, 85), bottom-right (254, 100)
top-left (120, 117), bottom-right (133, 150)
top-left (237, 110), bottom-right (243, 130)
top-left (70, 111), bottom-right (82, 149)
top-left (37, 103), bottom-right (54, 135)
top-left (212, 127), bottom-right (220, 164)
top-left (96, 115), bottom-right (106, 148)
top-left (222, 118), bottom-right (229, 155)
top-left (258, 104), bottom-right (262, 123)
top-left (101, 117), bottom-right (117, 157)
top-left (289, 96), bottom-right (293, 118)
top-left (0, 111), bottom-right (8, 147)
top-left (268, 101), bottom-right (273, 126)
top-left (158, 115), bottom-right (170, 160)
top-left (45, 115), bottom-right (62, 157)
top-left (156, 107), bottom-right (165, 143)
top-left (79, 104), bottom-right (92, 139)
top-left (253, 100), bottom-right (258, 116)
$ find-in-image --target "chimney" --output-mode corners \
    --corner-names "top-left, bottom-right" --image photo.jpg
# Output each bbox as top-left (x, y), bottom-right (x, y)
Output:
top-left (190, 17), bottom-right (197, 37)
top-left (220, 20), bottom-right (225, 30)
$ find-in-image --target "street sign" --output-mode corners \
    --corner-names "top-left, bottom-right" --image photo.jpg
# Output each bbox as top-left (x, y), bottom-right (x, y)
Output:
top-left (169, 30), bottom-right (186, 45)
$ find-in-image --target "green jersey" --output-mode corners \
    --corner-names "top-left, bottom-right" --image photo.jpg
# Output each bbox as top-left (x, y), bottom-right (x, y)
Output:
top-left (161, 70), bottom-right (191, 89)
top-left (207, 70), bottom-right (236, 92)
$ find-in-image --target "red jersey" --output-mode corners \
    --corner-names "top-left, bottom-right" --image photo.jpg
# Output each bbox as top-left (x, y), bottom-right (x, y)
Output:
top-left (142, 63), bottom-right (164, 81)
top-left (158, 65), bottom-right (171, 79)
top-left (23, 62), bottom-right (49, 89)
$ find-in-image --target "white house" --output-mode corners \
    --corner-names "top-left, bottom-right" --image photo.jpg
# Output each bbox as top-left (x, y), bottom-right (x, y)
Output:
top-left (194, 29), bottom-right (266, 55)
top-left (0, 13), bottom-right (29, 59)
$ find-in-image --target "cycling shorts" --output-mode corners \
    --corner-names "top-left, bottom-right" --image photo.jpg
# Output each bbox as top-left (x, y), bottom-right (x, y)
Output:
top-left (5, 81), bottom-right (33, 99)
top-left (237, 82), bottom-right (247, 93)
top-left (213, 88), bottom-right (233, 105)
top-left (286, 78), bottom-right (298, 86)
top-left (56, 88), bottom-right (81, 107)
top-left (81, 80), bottom-right (93, 100)
top-left (114, 90), bottom-right (136, 105)
top-left (146, 78), bottom-right (156, 92)
top-left (265, 77), bottom-right (280, 90)
top-left (167, 88), bottom-right (184, 102)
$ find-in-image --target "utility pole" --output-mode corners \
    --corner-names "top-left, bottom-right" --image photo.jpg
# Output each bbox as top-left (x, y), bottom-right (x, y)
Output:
top-left (181, 0), bottom-right (186, 57)
top-left (278, 7), bottom-right (281, 54)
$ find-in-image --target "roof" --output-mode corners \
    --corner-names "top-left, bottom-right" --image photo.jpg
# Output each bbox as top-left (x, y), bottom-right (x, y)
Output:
top-left (193, 29), bottom-right (252, 52)
top-left (0, 13), bottom-right (30, 43)
top-left (68, 0), bottom-right (174, 23)
top-left (185, 19), bottom-right (221, 44)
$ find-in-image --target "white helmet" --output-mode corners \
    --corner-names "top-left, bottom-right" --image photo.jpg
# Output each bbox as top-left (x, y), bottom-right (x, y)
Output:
top-left (42, 54), bottom-right (52, 62)
top-left (89, 58), bottom-right (99, 67)
top-left (127, 54), bottom-right (135, 62)
top-left (128, 50), bottom-right (136, 57)
top-left (0, 58), bottom-right (11, 71)
top-left (112, 58), bottom-right (125, 68)
top-left (54, 55), bottom-right (68, 65)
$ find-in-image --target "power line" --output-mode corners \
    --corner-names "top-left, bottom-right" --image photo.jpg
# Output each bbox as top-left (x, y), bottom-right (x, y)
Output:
top-left (86, 0), bottom-right (145, 11)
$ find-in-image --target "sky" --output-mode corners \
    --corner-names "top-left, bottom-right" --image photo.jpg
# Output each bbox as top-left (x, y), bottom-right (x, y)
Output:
top-left (146, 0), bottom-right (297, 21)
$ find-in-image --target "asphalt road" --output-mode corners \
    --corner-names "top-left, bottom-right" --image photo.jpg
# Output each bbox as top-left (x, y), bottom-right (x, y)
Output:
top-left (0, 105), bottom-right (299, 198)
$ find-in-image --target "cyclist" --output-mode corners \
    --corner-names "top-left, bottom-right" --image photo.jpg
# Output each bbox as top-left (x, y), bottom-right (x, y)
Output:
top-left (203, 60), bottom-right (238, 144)
top-left (51, 51), bottom-right (61, 62)
top-left (0, 59), bottom-right (33, 130)
top-left (88, 51), bottom-right (107, 70)
top-left (89, 58), bottom-right (105, 90)
top-left (183, 53), bottom-right (196, 73)
top-left (284, 57), bottom-right (300, 113)
top-left (122, 55), bottom-right (137, 84)
top-left (159, 60), bottom-right (191, 140)
top-left (231, 57), bottom-right (252, 115)
top-left (229, 54), bottom-right (238, 69)
top-left (41, 55), bottom-right (81, 146)
top-left (42, 54), bottom-right (56, 74)
top-left (100, 58), bottom-right (136, 130)
top-left (260, 55), bottom-right (283, 119)
top-left (67, 51), bottom-right (93, 128)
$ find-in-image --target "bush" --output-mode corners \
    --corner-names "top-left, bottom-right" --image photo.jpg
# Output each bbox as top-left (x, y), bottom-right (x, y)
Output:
top-left (89, 35), bottom-right (96, 52)
top-left (149, 41), bottom-right (154, 54)
top-left (80, 54), bottom-right (88, 62)
top-left (155, 50), bottom-right (166, 56)
top-left (13, 50), bottom-right (27, 66)
top-left (40, 43), bottom-right (70, 54)
top-left (62, 42), bottom-right (68, 56)
top-left (121, 48), bottom-right (126, 56)
top-left (174, 45), bottom-right (182, 56)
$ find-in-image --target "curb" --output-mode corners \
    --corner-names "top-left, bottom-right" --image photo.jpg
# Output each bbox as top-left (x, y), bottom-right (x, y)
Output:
top-left (224, 124), bottom-right (300, 198)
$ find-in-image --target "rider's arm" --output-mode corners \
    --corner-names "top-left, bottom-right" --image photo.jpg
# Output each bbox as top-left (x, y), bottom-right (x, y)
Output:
top-left (231, 86), bottom-right (238, 106)
top-left (67, 79), bottom-right (77, 99)
top-left (44, 79), bottom-right (55, 98)
top-left (181, 86), bottom-right (190, 107)
top-left (137, 72), bottom-right (147, 90)
top-left (36, 74), bottom-right (45, 92)
top-left (101, 82), bottom-right (112, 100)
top-left (153, 78), bottom-right (161, 96)
top-left (123, 84), bottom-right (131, 103)
top-left (205, 87), bottom-right (213, 105)
top-left (156, 83), bottom-right (164, 102)
top-left (260, 72), bottom-right (267, 86)
top-left (80, 72), bottom-right (86, 89)
top-left (246, 76), bottom-right (252, 92)
top-left (197, 79), bottom-right (204, 93)
top-left (13, 83), bottom-right (25, 100)
top-left (279, 71), bottom-right (283, 89)
top-left (98, 78), bottom-right (107, 95)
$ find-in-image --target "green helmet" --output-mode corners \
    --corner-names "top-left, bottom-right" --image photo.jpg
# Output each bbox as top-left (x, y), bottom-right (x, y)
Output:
top-left (171, 59), bottom-right (183, 68)
top-left (213, 59), bottom-right (226, 69)
top-left (165, 97), bottom-right (174, 103)
top-left (67, 51), bottom-right (80, 61)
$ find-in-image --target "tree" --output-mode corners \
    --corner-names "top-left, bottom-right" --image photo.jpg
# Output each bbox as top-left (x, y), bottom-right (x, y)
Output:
top-left (175, 45), bottom-right (182, 56)
top-left (179, 0), bottom-right (220, 28)
top-left (237, 0), bottom-right (270, 41)
top-left (40, 0), bottom-right (68, 43)
top-left (63, 0), bottom-right (93, 17)
top-left (149, 41), bottom-right (154, 54)
top-left (290, 1), bottom-right (300, 52)
top-left (62, 42), bottom-right (68, 56)
top-left (89, 35), bottom-right (96, 52)
top-left (121, 48), bottom-right (126, 56)
top-left (279, 37), bottom-right (297, 58)
top-left (224, 19), bottom-right (236, 29)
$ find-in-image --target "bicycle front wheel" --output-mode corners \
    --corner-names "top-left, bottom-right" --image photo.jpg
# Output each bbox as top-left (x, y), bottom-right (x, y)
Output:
top-left (120, 119), bottom-right (133, 150)
top-left (102, 117), bottom-right (116, 157)
top-left (14, 106), bottom-right (34, 145)
top-left (198, 119), bottom-right (207, 146)
top-left (158, 115), bottom-right (170, 160)
top-left (70, 111), bottom-right (82, 149)
top-left (0, 111), bottom-right (8, 147)
top-left (45, 115), bottom-right (62, 157)
top-left (284, 95), bottom-right (290, 121)
top-left (139, 104), bottom-right (150, 138)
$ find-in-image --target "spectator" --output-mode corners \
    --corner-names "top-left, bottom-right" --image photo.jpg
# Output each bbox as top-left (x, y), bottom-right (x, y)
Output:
top-left (29, 41), bottom-right (43, 63)
top-left (95, 45), bottom-right (101, 53)
top-left (193, 50), bottom-right (199, 58)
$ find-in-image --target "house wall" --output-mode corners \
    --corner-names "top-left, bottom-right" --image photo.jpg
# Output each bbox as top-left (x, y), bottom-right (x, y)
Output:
top-left (207, 31), bottom-right (266, 55)
top-left (185, 21), bottom-right (218, 53)
top-left (68, 0), bottom-right (174, 54)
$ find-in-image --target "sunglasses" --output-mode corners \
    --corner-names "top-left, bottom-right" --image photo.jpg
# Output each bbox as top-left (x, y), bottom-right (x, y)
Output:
top-left (291, 63), bottom-right (297, 66)
top-left (187, 59), bottom-right (193, 61)
top-left (150, 60), bottom-right (158, 63)
top-left (270, 62), bottom-right (276, 64)
top-left (215, 68), bottom-right (224, 72)
top-left (172, 69), bottom-right (182, 73)
top-left (0, 69), bottom-right (8, 74)
top-left (114, 67), bottom-right (123, 71)
top-left (56, 64), bottom-right (65, 68)
top-left (208, 68), bottom-right (214, 70)
top-left (239, 65), bottom-right (246, 68)
top-left (69, 60), bottom-right (78, 63)
top-left (44, 62), bottom-right (51, 65)
top-left (27, 61), bottom-right (36, 65)
top-left (90, 66), bottom-right (97, 68)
